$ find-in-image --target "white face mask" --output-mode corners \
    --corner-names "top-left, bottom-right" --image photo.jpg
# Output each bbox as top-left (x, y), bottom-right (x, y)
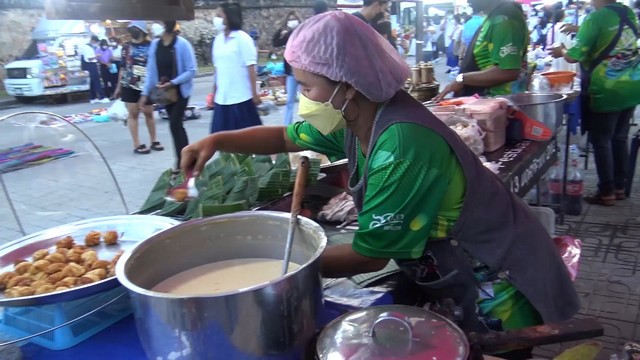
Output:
top-left (213, 17), bottom-right (225, 32)
top-left (287, 20), bottom-right (299, 29)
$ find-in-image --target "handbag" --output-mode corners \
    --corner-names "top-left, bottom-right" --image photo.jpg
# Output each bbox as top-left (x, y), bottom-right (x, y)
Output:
top-left (150, 45), bottom-right (179, 106)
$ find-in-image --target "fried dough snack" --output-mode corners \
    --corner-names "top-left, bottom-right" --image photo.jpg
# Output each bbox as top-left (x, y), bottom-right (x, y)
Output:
top-left (3, 230), bottom-right (123, 299)
top-left (103, 231), bottom-right (119, 245)
top-left (84, 231), bottom-right (101, 246)
top-left (5, 286), bottom-right (35, 298)
top-left (56, 236), bottom-right (75, 249)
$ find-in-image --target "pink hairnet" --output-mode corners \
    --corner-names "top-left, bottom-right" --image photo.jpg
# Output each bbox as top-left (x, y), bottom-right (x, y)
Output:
top-left (285, 11), bottom-right (410, 103)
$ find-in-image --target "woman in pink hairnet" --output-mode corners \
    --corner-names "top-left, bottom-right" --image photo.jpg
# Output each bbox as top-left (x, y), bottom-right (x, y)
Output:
top-left (181, 11), bottom-right (578, 344)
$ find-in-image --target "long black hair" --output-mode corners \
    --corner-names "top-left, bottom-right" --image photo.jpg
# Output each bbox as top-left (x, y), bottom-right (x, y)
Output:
top-left (221, 3), bottom-right (243, 31)
top-left (163, 20), bottom-right (178, 34)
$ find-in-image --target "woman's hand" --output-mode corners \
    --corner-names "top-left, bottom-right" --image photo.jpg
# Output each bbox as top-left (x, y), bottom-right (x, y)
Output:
top-left (157, 82), bottom-right (173, 90)
top-left (433, 81), bottom-right (463, 102)
top-left (253, 93), bottom-right (262, 105)
top-left (550, 44), bottom-right (566, 59)
top-left (181, 137), bottom-right (217, 176)
top-left (113, 85), bottom-right (121, 99)
top-left (560, 24), bottom-right (579, 34)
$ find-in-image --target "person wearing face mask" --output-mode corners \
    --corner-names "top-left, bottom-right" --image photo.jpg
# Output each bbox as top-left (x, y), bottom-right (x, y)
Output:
top-left (272, 11), bottom-right (303, 126)
top-left (181, 13), bottom-right (579, 352)
top-left (141, 20), bottom-right (197, 170)
top-left (96, 39), bottom-right (116, 99)
top-left (114, 21), bottom-right (164, 155)
top-left (110, 37), bottom-right (123, 69)
top-left (352, 0), bottom-right (389, 26)
top-left (210, 3), bottom-right (262, 134)
top-left (80, 35), bottom-right (109, 104)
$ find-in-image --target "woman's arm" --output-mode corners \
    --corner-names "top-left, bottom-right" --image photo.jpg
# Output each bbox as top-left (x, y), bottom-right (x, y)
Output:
top-left (181, 126), bottom-right (304, 174)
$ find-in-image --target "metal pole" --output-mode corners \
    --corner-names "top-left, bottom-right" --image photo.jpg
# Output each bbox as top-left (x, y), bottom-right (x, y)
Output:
top-left (415, 0), bottom-right (424, 63)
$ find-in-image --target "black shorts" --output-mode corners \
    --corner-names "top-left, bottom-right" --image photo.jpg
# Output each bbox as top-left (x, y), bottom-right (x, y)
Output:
top-left (121, 87), bottom-right (152, 105)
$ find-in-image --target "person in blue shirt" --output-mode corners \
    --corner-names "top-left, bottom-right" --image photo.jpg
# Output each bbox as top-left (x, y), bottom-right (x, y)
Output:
top-left (459, 11), bottom-right (485, 59)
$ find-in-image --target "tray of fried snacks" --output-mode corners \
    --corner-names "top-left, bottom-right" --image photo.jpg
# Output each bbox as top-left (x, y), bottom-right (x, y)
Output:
top-left (0, 215), bottom-right (180, 306)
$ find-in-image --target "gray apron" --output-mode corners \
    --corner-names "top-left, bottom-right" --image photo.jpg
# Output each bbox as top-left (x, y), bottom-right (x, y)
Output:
top-left (345, 90), bottom-right (580, 332)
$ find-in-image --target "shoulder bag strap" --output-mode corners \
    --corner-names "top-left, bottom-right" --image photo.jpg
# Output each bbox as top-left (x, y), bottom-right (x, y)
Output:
top-left (588, 5), bottom-right (636, 74)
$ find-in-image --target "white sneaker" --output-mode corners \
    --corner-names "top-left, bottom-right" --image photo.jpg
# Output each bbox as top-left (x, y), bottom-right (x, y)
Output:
top-left (99, 98), bottom-right (111, 103)
top-left (90, 99), bottom-right (99, 104)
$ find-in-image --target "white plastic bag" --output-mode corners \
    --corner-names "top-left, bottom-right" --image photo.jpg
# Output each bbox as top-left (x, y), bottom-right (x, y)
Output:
top-left (107, 100), bottom-right (128, 122)
top-left (447, 115), bottom-right (485, 155)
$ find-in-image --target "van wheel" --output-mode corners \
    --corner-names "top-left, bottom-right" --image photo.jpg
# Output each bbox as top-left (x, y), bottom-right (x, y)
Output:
top-left (15, 96), bottom-right (36, 104)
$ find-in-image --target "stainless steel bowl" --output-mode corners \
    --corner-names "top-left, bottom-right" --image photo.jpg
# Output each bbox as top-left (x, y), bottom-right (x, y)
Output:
top-left (116, 211), bottom-right (327, 360)
top-left (0, 215), bottom-right (180, 307)
top-left (502, 93), bottom-right (567, 132)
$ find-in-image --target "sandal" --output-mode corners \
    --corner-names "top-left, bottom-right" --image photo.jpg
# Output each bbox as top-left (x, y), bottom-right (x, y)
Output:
top-left (615, 189), bottom-right (626, 201)
top-left (151, 142), bottom-right (165, 151)
top-left (134, 145), bottom-right (151, 155)
top-left (584, 191), bottom-right (615, 206)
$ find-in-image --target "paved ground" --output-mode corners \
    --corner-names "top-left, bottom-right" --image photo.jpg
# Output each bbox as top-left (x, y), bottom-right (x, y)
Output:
top-left (1, 58), bottom-right (639, 358)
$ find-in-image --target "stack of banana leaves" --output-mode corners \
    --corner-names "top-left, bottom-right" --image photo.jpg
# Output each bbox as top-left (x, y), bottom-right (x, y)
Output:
top-left (138, 153), bottom-right (321, 220)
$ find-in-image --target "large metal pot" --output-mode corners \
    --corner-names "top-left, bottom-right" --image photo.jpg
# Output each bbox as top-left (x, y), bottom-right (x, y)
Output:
top-left (116, 211), bottom-right (327, 360)
top-left (502, 93), bottom-right (567, 132)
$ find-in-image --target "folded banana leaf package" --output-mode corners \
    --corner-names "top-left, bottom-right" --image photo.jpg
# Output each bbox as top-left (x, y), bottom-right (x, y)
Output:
top-left (138, 153), bottom-right (321, 220)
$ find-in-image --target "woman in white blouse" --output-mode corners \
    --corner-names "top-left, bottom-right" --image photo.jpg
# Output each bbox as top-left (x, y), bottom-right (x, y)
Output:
top-left (210, 3), bottom-right (263, 133)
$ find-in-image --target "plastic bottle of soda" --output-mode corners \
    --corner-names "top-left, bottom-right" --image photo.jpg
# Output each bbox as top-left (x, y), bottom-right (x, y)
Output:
top-left (547, 162), bottom-right (563, 206)
top-left (565, 159), bottom-right (583, 216)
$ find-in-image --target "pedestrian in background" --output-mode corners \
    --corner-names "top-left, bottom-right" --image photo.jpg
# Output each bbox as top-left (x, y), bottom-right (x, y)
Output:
top-left (81, 35), bottom-right (109, 104)
top-left (115, 21), bottom-right (164, 155)
top-left (272, 10), bottom-right (303, 125)
top-left (141, 20), bottom-right (197, 170)
top-left (210, 3), bottom-right (262, 134)
top-left (96, 39), bottom-right (116, 99)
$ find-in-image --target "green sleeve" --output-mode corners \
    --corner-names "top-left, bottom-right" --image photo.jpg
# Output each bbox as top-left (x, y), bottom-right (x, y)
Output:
top-left (285, 121), bottom-right (346, 160)
top-left (349, 123), bottom-right (463, 260)
top-left (489, 16), bottom-right (527, 70)
top-left (352, 159), bottom-right (449, 259)
top-left (567, 14), bottom-right (599, 63)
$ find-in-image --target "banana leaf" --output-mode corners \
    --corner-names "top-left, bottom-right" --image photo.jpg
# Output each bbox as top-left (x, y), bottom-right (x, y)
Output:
top-left (201, 176), bottom-right (225, 203)
top-left (240, 156), bottom-right (255, 177)
top-left (273, 153), bottom-right (291, 170)
top-left (224, 177), bottom-right (249, 204)
top-left (184, 198), bottom-right (203, 220)
top-left (252, 154), bottom-right (274, 164)
top-left (253, 162), bottom-right (273, 178)
top-left (139, 169), bottom-right (174, 214)
top-left (202, 201), bottom-right (249, 217)
top-left (154, 200), bottom-right (187, 217)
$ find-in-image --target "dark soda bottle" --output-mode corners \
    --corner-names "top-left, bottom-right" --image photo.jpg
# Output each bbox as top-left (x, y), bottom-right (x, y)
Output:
top-left (547, 162), bottom-right (563, 206)
top-left (565, 159), bottom-right (583, 216)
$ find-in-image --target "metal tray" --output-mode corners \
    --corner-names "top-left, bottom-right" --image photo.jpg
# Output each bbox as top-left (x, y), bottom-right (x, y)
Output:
top-left (0, 215), bottom-right (180, 307)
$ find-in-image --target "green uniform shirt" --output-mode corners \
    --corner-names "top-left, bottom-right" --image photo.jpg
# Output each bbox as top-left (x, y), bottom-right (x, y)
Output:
top-left (567, 4), bottom-right (640, 112)
top-left (472, 3), bottom-right (529, 96)
top-left (287, 120), bottom-right (542, 329)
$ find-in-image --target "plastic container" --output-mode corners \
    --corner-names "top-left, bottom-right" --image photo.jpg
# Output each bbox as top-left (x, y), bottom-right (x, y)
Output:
top-left (528, 206), bottom-right (556, 236)
top-left (462, 99), bottom-right (509, 152)
top-left (0, 287), bottom-right (131, 350)
top-left (541, 71), bottom-right (576, 87)
top-left (430, 105), bottom-right (458, 122)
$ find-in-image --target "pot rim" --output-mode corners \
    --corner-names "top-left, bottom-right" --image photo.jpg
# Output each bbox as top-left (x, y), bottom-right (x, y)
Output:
top-left (115, 211), bottom-right (327, 299)
top-left (503, 93), bottom-right (567, 106)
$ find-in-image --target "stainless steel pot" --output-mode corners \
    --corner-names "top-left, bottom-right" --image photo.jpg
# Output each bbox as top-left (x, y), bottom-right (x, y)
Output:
top-left (502, 93), bottom-right (567, 132)
top-left (116, 211), bottom-right (327, 360)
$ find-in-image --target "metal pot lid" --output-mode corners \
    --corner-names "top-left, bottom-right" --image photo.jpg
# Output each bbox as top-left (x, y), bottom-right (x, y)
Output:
top-left (316, 305), bottom-right (469, 360)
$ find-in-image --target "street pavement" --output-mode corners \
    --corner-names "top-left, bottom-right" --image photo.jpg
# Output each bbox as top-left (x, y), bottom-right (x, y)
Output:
top-left (0, 59), bottom-right (452, 244)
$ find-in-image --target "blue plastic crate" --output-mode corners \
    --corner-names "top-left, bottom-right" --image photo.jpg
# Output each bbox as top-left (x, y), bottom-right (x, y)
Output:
top-left (0, 287), bottom-right (131, 350)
